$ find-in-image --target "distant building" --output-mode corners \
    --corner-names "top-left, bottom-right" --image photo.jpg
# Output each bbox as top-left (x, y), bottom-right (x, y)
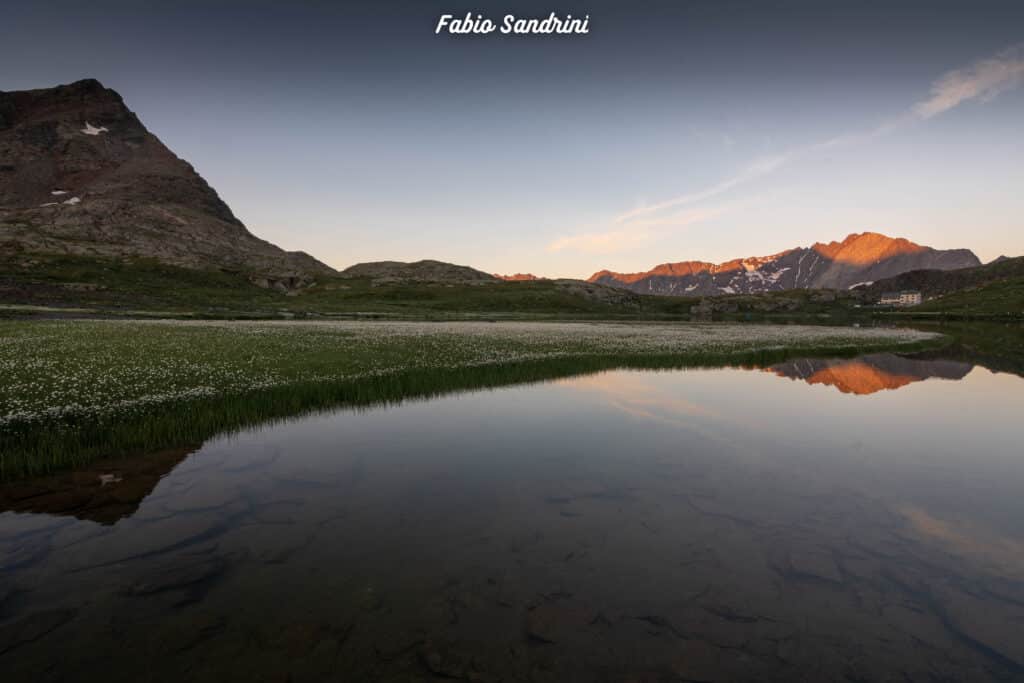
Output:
top-left (879, 290), bottom-right (922, 307)
top-left (899, 291), bottom-right (922, 306)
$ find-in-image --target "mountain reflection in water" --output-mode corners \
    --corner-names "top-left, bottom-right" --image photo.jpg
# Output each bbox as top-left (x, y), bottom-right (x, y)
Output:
top-left (0, 448), bottom-right (194, 525)
top-left (767, 352), bottom-right (973, 395)
top-left (1, 350), bottom-right (1023, 683)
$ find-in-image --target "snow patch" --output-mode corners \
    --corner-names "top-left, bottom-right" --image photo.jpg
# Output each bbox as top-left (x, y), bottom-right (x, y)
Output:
top-left (63, 196), bottom-right (81, 205)
top-left (39, 202), bottom-right (58, 207)
top-left (847, 281), bottom-right (874, 290)
top-left (51, 190), bottom-right (68, 196)
top-left (81, 122), bottom-right (108, 136)
top-left (720, 286), bottom-right (736, 294)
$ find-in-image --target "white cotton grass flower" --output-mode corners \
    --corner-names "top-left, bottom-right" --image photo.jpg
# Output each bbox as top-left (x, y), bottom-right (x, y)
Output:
top-left (0, 319), bottom-right (937, 428)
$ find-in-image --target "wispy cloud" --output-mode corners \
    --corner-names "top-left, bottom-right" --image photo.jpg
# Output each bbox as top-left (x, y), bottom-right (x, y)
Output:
top-left (612, 156), bottom-right (786, 224)
top-left (550, 43), bottom-right (1024, 256)
top-left (547, 206), bottom-right (730, 254)
top-left (914, 43), bottom-right (1024, 118)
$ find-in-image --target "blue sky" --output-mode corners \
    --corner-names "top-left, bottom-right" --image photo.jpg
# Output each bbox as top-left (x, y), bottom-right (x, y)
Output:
top-left (2, 0), bottom-right (1022, 277)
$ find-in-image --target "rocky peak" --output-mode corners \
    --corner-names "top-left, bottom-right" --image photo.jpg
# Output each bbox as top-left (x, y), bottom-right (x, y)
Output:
top-left (587, 231), bottom-right (980, 296)
top-left (811, 232), bottom-right (927, 265)
top-left (1, 79), bottom-right (333, 284)
top-left (589, 261), bottom-right (717, 284)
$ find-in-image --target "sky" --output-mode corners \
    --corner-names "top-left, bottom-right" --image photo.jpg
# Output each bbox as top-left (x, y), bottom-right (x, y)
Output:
top-left (2, 0), bottom-right (1022, 277)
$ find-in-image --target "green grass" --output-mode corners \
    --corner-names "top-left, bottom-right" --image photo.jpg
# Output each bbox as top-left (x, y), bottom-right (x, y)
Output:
top-left (912, 277), bottom-right (1024, 317)
top-left (0, 253), bottom-right (695, 318)
top-left (906, 320), bottom-right (1024, 375)
top-left (6, 252), bottom-right (1020, 323)
top-left (0, 252), bottom-right (877, 321)
top-left (0, 253), bottom-right (293, 313)
top-left (0, 319), bottom-right (943, 479)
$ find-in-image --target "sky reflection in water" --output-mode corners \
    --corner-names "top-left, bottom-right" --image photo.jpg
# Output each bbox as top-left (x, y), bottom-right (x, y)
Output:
top-left (1, 353), bottom-right (1023, 682)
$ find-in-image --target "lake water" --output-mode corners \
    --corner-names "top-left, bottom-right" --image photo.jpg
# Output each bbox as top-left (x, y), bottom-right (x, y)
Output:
top-left (2, 350), bottom-right (1023, 682)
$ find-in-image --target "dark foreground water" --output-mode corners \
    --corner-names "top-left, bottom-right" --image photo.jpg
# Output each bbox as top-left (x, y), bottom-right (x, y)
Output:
top-left (2, 352), bottom-right (1024, 682)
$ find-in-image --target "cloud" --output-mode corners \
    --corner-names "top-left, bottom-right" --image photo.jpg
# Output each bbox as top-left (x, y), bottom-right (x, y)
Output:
top-left (613, 156), bottom-right (786, 224)
top-left (548, 205), bottom-right (730, 253)
top-left (621, 43), bottom-right (1024, 221)
top-left (914, 43), bottom-right (1024, 119)
top-left (547, 228), bottom-right (649, 254)
top-left (550, 43), bottom-right (1024, 256)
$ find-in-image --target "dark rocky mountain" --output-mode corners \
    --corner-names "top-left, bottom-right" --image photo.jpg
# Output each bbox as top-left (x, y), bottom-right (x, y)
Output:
top-left (339, 259), bottom-right (496, 283)
top-left (767, 353), bottom-right (972, 395)
top-left (855, 255), bottom-right (1024, 300)
top-left (589, 232), bottom-right (980, 296)
top-left (0, 79), bottom-right (333, 289)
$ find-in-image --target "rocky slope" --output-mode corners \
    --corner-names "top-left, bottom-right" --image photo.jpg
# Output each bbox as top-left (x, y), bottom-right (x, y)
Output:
top-left (0, 79), bottom-right (333, 289)
top-left (589, 232), bottom-right (980, 296)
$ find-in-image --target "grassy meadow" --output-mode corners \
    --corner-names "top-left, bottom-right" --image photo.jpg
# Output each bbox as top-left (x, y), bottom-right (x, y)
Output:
top-left (0, 319), bottom-right (944, 479)
top-left (0, 253), bottom-right (688, 319)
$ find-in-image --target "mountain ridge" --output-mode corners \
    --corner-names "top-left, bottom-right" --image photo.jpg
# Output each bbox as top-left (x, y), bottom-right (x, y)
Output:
top-left (588, 232), bottom-right (980, 296)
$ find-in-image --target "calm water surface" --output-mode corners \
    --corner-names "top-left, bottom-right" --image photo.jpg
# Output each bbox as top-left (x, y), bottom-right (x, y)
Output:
top-left (2, 352), bottom-right (1023, 682)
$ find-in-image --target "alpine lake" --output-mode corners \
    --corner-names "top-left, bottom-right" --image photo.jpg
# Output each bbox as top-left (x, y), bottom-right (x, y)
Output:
top-left (2, 321), bottom-right (1023, 682)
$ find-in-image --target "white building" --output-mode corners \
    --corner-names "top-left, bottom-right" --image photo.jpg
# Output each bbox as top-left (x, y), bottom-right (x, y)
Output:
top-left (898, 291), bottom-right (922, 306)
top-left (879, 290), bottom-right (922, 307)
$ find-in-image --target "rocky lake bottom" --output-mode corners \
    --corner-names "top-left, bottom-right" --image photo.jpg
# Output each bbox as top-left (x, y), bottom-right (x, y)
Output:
top-left (2, 351), bottom-right (1023, 682)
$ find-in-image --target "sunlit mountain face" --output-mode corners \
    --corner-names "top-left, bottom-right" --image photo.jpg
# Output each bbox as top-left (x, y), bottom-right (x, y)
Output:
top-left (589, 232), bottom-right (980, 296)
top-left (766, 353), bottom-right (973, 395)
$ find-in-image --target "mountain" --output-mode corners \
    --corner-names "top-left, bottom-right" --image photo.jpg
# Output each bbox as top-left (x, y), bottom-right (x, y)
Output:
top-left (588, 232), bottom-right (980, 296)
top-left (339, 259), bottom-right (496, 283)
top-left (767, 353), bottom-right (972, 395)
top-left (0, 79), bottom-right (333, 289)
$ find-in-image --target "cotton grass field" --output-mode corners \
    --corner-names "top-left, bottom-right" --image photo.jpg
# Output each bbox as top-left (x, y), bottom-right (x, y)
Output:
top-left (1, 319), bottom-right (941, 478)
